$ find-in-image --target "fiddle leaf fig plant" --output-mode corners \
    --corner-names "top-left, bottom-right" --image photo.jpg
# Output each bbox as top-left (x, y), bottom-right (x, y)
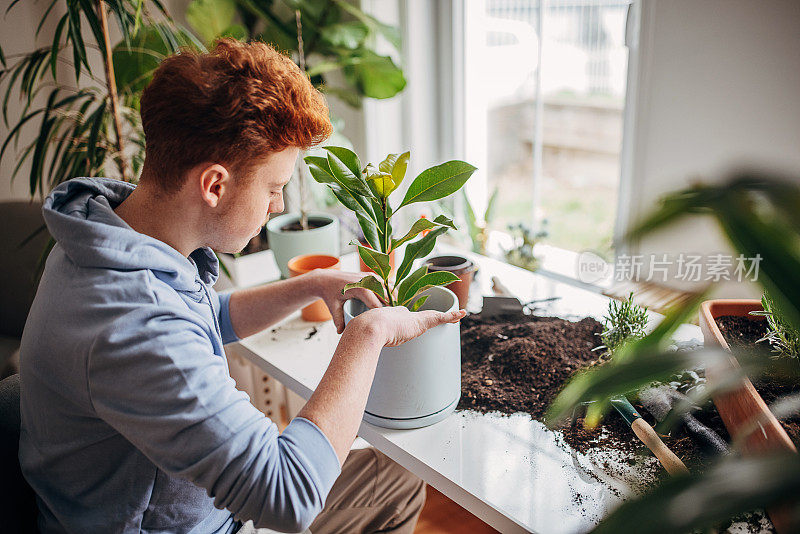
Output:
top-left (305, 147), bottom-right (477, 309)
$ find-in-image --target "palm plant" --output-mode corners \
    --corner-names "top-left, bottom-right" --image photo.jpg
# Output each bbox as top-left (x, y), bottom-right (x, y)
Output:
top-left (545, 172), bottom-right (800, 532)
top-left (1, 1), bottom-right (201, 199)
top-left (305, 146), bottom-right (476, 309)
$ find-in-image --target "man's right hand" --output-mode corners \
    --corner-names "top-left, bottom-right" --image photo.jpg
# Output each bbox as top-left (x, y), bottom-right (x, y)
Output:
top-left (353, 306), bottom-right (466, 347)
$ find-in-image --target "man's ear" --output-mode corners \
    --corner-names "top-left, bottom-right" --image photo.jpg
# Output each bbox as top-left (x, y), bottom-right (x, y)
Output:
top-left (198, 164), bottom-right (230, 208)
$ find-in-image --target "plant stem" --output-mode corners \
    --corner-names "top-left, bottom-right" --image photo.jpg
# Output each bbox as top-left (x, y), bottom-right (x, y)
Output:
top-left (96, 0), bottom-right (130, 182)
top-left (381, 197), bottom-right (394, 306)
top-left (295, 9), bottom-right (309, 231)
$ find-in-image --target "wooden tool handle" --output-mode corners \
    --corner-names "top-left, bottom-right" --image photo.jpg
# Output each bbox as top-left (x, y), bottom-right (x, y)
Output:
top-left (631, 418), bottom-right (690, 476)
top-left (491, 276), bottom-right (513, 297)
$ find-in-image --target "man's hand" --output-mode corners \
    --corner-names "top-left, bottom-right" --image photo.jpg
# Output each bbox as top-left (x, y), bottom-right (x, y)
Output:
top-left (307, 270), bottom-right (384, 334)
top-left (354, 306), bottom-right (466, 347)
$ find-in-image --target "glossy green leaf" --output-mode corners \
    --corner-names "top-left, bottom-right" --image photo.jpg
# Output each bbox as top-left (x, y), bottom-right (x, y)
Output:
top-left (379, 151), bottom-right (410, 189)
top-left (355, 242), bottom-right (391, 280)
top-left (400, 272), bottom-right (459, 307)
top-left (395, 226), bottom-right (449, 283)
top-left (399, 160), bottom-right (477, 207)
top-left (304, 155), bottom-right (336, 184)
top-left (343, 274), bottom-right (385, 301)
top-left (323, 146), bottom-right (362, 181)
top-left (391, 215), bottom-right (455, 251)
top-left (326, 151), bottom-right (372, 196)
top-left (356, 211), bottom-right (381, 250)
top-left (364, 163), bottom-right (394, 198)
top-left (395, 265), bottom-right (428, 304)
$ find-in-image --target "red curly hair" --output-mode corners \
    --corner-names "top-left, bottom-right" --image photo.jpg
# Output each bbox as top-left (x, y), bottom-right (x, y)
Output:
top-left (139, 38), bottom-right (332, 192)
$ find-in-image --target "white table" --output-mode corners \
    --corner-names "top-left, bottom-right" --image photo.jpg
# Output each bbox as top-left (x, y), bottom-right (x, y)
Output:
top-left (234, 251), bottom-right (702, 534)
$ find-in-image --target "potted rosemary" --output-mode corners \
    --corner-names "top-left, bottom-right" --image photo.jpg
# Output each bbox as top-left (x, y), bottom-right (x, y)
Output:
top-left (305, 146), bottom-right (477, 428)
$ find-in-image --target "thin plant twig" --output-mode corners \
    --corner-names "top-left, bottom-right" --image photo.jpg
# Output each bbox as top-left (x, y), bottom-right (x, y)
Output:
top-left (97, 0), bottom-right (130, 182)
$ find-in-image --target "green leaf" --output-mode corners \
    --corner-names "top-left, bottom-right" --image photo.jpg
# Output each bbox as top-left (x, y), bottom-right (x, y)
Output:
top-left (410, 295), bottom-right (428, 312)
top-left (305, 155), bottom-right (336, 184)
top-left (323, 146), bottom-right (362, 180)
top-left (400, 272), bottom-right (459, 307)
top-left (379, 151), bottom-right (410, 189)
top-left (342, 50), bottom-right (406, 99)
top-left (391, 215), bottom-right (455, 250)
top-left (395, 264), bottom-right (428, 304)
top-left (399, 160), bottom-right (477, 207)
top-left (355, 242), bottom-right (391, 280)
top-left (326, 151), bottom-right (372, 196)
top-left (186, 0), bottom-right (237, 44)
top-left (343, 274), bottom-right (386, 301)
top-left (320, 21), bottom-right (369, 49)
top-left (395, 226), bottom-right (449, 283)
top-left (364, 163), bottom-right (394, 198)
top-left (356, 211), bottom-right (381, 250)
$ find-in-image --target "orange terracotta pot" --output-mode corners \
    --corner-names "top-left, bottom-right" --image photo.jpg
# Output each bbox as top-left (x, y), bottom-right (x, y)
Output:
top-left (288, 254), bottom-right (341, 322)
top-left (700, 299), bottom-right (797, 533)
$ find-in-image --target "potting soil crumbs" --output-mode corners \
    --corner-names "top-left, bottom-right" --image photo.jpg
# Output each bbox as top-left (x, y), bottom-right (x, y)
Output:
top-left (456, 311), bottom-right (774, 533)
top-left (717, 315), bottom-right (800, 445)
top-left (458, 312), bottom-right (718, 470)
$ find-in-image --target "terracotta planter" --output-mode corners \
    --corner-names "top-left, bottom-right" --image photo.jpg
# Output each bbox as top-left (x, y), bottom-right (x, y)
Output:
top-left (288, 254), bottom-right (340, 322)
top-left (424, 255), bottom-right (475, 309)
top-left (700, 299), bottom-right (797, 533)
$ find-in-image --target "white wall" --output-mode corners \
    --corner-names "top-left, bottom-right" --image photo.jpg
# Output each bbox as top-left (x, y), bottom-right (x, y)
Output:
top-left (621, 0), bottom-right (800, 296)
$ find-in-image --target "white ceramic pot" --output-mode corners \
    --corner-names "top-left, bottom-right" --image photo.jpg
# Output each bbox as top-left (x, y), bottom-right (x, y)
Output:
top-left (343, 286), bottom-right (461, 429)
top-left (267, 213), bottom-right (339, 279)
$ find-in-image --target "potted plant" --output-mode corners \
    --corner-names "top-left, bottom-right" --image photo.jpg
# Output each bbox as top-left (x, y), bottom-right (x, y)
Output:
top-left (305, 146), bottom-right (477, 428)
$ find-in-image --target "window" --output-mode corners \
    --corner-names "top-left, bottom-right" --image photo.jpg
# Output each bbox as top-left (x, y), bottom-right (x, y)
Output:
top-left (462, 0), bottom-right (631, 263)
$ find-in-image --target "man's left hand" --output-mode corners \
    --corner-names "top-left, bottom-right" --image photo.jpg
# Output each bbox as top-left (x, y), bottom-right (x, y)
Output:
top-left (308, 270), bottom-right (384, 334)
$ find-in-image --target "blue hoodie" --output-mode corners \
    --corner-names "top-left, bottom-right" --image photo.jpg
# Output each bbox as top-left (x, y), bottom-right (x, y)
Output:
top-left (19, 177), bottom-right (341, 533)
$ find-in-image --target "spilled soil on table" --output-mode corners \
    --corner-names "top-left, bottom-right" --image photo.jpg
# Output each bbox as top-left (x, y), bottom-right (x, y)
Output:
top-left (716, 315), bottom-right (800, 445)
top-left (457, 312), bottom-right (729, 474)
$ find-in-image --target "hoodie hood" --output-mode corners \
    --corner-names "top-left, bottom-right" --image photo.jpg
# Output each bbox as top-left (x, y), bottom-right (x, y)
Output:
top-left (42, 177), bottom-right (219, 291)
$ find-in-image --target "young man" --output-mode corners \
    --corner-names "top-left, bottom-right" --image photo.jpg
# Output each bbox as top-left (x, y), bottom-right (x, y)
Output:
top-left (18, 39), bottom-right (464, 534)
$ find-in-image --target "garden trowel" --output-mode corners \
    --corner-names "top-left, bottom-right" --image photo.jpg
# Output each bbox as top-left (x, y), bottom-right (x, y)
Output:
top-left (482, 276), bottom-right (560, 317)
top-left (610, 396), bottom-right (690, 476)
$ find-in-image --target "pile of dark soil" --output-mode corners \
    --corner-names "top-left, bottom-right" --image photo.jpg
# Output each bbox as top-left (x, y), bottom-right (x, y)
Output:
top-left (457, 312), bottom-right (727, 471)
top-left (717, 315), bottom-right (800, 445)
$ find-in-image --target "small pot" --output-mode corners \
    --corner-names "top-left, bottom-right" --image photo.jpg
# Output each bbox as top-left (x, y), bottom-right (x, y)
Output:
top-left (288, 254), bottom-right (340, 322)
top-left (700, 299), bottom-right (797, 533)
top-left (267, 212), bottom-right (339, 279)
top-left (344, 285), bottom-right (461, 429)
top-left (424, 255), bottom-right (475, 309)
